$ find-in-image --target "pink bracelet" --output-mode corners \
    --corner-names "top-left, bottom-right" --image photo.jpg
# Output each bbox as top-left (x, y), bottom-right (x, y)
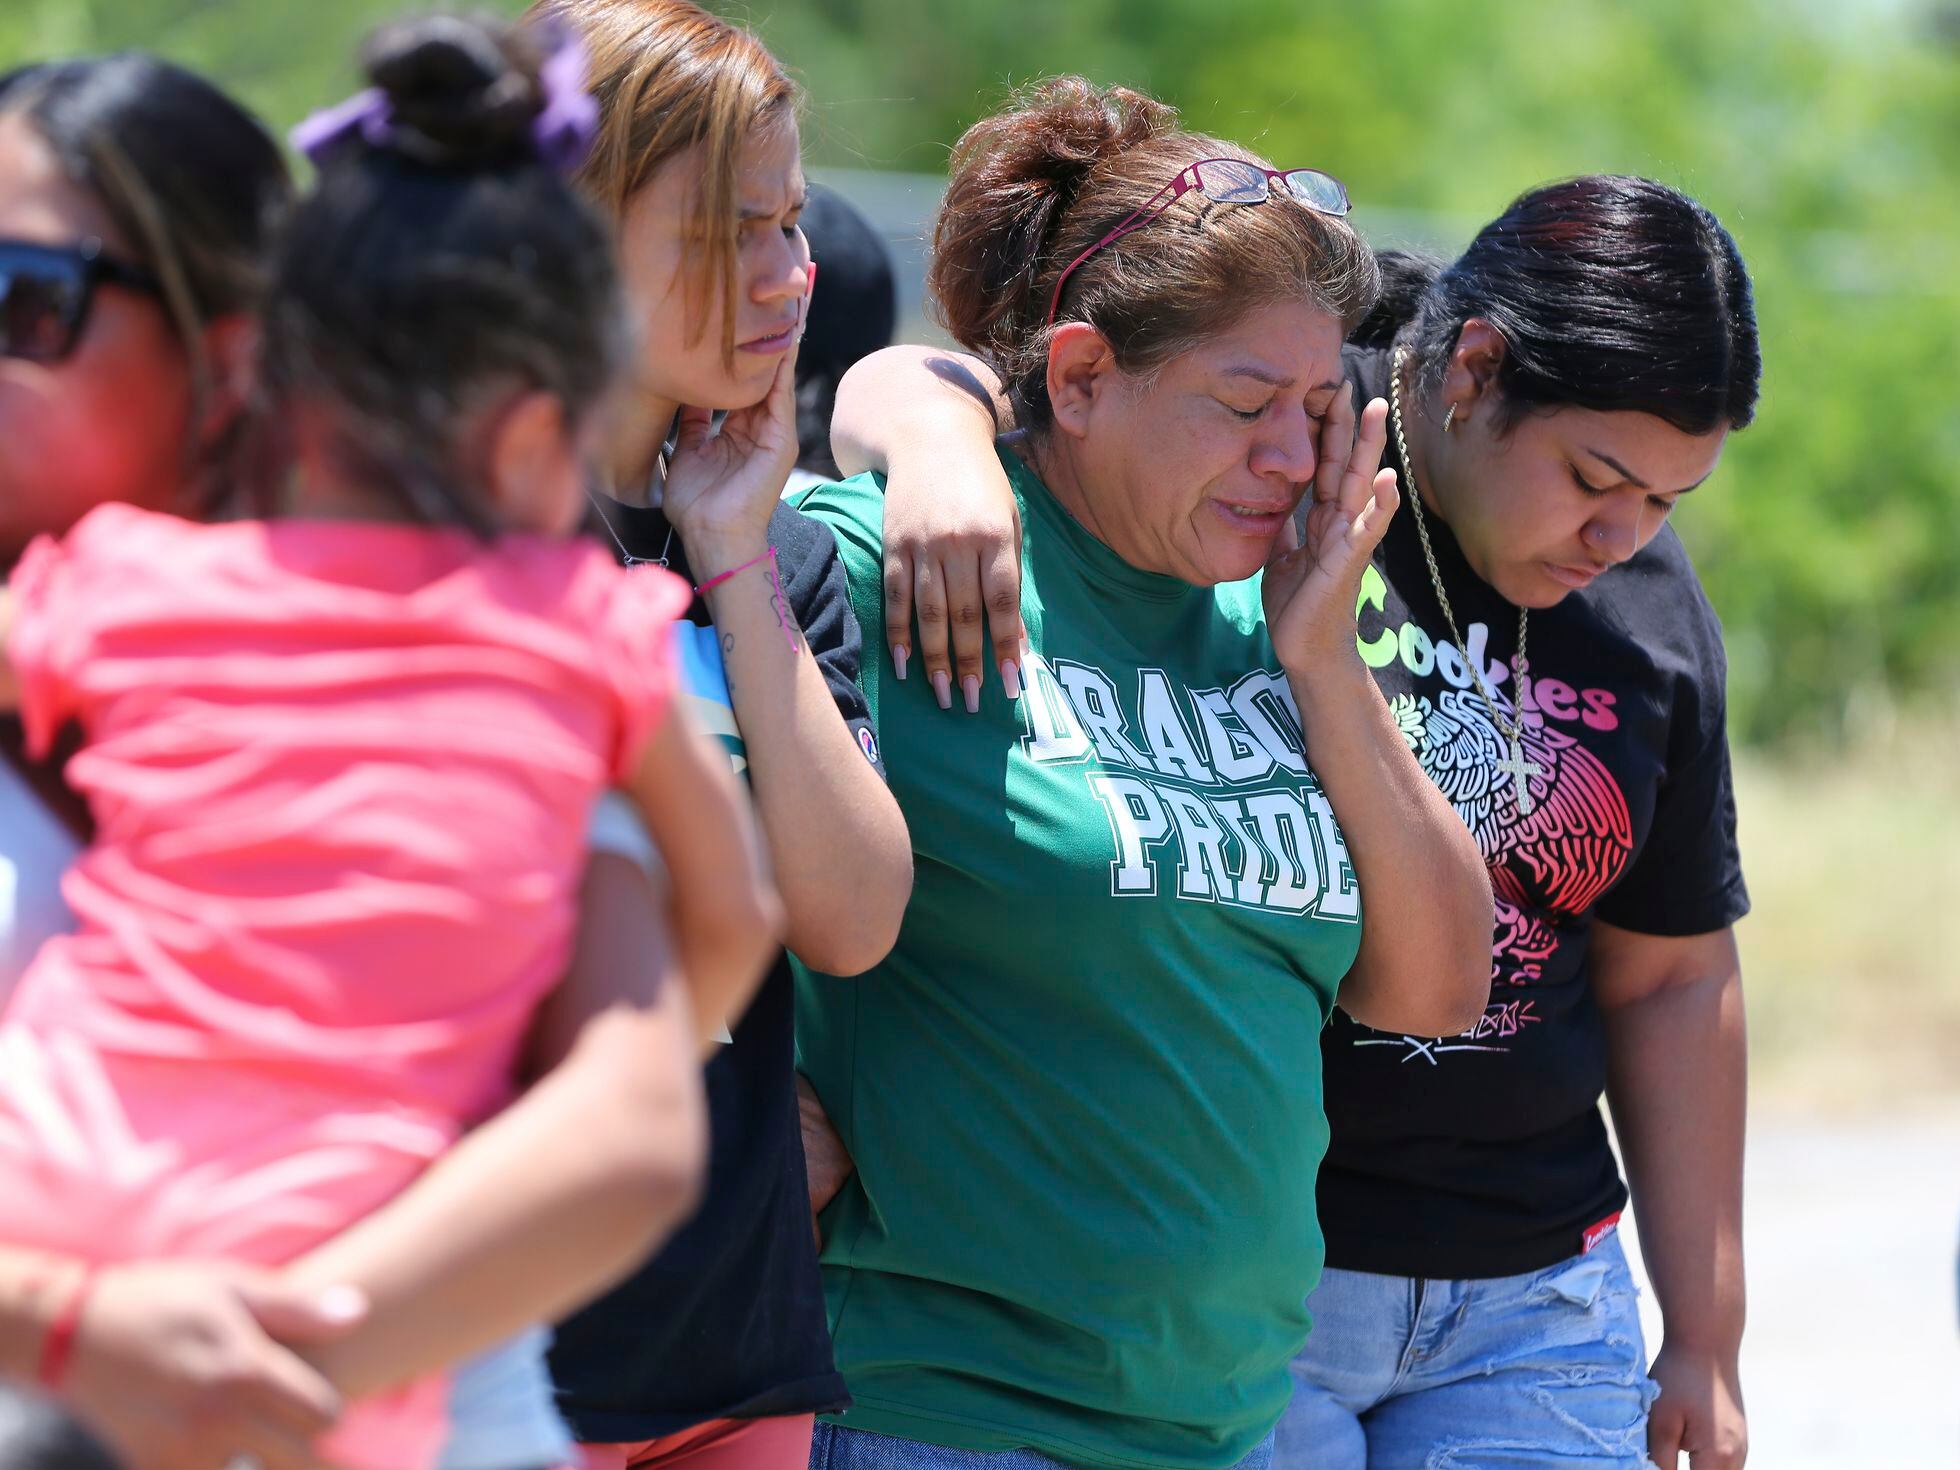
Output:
top-left (693, 547), bottom-right (800, 652)
top-left (693, 546), bottom-right (776, 596)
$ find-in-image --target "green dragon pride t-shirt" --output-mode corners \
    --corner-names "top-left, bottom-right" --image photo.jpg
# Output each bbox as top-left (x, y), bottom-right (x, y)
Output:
top-left (792, 451), bottom-right (1364, 1470)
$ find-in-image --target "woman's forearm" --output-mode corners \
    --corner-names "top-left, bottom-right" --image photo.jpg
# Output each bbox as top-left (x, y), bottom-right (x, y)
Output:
top-left (831, 346), bottom-right (1007, 479)
top-left (285, 988), bottom-right (706, 1399)
top-left (691, 531), bottom-right (911, 976)
top-left (1601, 939), bottom-right (1747, 1358)
top-left (1288, 659), bottom-right (1492, 1036)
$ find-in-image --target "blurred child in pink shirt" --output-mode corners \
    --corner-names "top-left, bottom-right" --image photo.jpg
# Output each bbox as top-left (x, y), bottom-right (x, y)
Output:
top-left (0, 15), bottom-right (786, 1467)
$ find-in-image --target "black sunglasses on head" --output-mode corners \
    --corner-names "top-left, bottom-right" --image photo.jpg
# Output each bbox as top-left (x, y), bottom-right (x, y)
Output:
top-left (0, 237), bottom-right (162, 363)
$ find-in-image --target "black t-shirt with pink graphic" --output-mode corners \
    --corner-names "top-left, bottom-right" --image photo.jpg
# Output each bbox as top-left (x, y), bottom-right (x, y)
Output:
top-left (1317, 347), bottom-right (1750, 1280)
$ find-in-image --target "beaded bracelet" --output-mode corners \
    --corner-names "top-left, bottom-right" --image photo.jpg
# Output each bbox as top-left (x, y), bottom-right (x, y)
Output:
top-left (693, 546), bottom-right (799, 653)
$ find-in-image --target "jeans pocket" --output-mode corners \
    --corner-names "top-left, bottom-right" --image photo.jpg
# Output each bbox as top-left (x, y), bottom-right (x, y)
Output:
top-left (1534, 1254), bottom-right (1615, 1310)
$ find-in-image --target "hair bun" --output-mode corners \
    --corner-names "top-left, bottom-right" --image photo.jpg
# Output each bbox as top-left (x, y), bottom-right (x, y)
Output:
top-left (360, 13), bottom-right (545, 169)
top-left (930, 76), bottom-right (1176, 357)
top-left (983, 76), bottom-right (1176, 242)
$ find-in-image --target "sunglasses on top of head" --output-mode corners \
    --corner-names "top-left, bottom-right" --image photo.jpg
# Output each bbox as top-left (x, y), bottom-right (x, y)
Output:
top-left (0, 237), bottom-right (162, 364)
top-left (1045, 157), bottom-right (1352, 327)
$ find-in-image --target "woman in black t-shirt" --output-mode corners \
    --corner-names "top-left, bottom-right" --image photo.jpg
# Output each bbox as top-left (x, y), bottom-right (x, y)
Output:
top-left (832, 175), bottom-right (1759, 1470)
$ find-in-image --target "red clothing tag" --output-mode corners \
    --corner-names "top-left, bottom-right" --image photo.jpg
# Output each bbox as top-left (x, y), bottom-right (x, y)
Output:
top-left (1582, 1211), bottom-right (1623, 1254)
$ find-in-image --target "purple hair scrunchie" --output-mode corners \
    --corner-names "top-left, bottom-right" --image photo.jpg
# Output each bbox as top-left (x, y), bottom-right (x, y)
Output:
top-left (289, 87), bottom-right (392, 164)
top-left (288, 27), bottom-right (599, 177)
top-left (531, 32), bottom-right (601, 175)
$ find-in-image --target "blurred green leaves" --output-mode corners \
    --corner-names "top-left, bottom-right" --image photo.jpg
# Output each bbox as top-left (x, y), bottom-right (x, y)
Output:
top-left (4, 0), bottom-right (1954, 747)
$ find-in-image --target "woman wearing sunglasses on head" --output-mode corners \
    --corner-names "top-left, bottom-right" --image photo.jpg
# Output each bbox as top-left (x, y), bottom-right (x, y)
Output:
top-left (0, 48), bottom-right (736, 1470)
top-left (787, 77), bottom-right (1492, 1470)
top-left (832, 175), bottom-right (1759, 1470)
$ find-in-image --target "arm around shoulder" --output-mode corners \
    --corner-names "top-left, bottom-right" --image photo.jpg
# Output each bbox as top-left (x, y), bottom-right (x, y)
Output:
top-left (830, 345), bottom-right (1009, 479)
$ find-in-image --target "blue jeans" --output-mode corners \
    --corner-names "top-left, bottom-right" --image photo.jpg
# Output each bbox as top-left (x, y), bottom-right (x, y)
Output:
top-left (1273, 1234), bottom-right (1658, 1469)
top-left (435, 1327), bottom-right (576, 1470)
top-left (810, 1422), bottom-right (1276, 1470)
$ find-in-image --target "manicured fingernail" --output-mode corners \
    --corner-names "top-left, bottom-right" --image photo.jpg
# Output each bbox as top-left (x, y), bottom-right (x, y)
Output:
top-left (962, 674), bottom-right (980, 714)
top-left (1000, 659), bottom-right (1022, 700)
top-left (893, 645), bottom-right (908, 681)
top-left (932, 670), bottom-right (952, 709)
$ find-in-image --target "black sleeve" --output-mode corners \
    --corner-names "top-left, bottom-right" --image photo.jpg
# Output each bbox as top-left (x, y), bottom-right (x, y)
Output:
top-left (1594, 606), bottom-right (1749, 937)
top-left (766, 501), bottom-right (887, 782)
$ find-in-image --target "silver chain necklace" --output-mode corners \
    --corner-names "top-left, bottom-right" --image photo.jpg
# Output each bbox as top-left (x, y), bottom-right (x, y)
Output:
top-left (1388, 347), bottom-right (1543, 816)
top-left (585, 454), bottom-right (675, 570)
top-left (587, 488), bottom-right (675, 570)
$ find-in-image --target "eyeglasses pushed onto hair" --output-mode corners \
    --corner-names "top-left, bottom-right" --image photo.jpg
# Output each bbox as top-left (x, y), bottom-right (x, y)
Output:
top-left (1045, 158), bottom-right (1351, 328)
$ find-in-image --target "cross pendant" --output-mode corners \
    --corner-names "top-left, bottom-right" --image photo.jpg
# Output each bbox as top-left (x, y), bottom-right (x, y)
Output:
top-left (1494, 735), bottom-right (1545, 816)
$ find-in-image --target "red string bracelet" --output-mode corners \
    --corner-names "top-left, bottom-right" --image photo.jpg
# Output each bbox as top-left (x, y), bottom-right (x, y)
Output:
top-left (38, 1260), bottom-right (97, 1390)
top-left (693, 546), bottom-right (799, 652)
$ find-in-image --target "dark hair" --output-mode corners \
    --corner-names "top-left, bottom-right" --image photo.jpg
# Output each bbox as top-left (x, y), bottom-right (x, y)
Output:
top-left (795, 183), bottom-right (896, 477)
top-left (256, 13), bottom-right (626, 532)
top-left (928, 76), bottom-right (1379, 434)
top-left (0, 55), bottom-right (292, 495)
top-left (0, 1384), bottom-right (122, 1470)
top-left (1357, 175), bottom-right (1760, 434)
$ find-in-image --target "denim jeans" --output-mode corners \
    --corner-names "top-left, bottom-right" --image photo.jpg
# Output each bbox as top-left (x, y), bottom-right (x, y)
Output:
top-left (436, 1327), bottom-right (576, 1470)
top-left (1273, 1234), bottom-right (1659, 1469)
top-left (810, 1422), bottom-right (1276, 1470)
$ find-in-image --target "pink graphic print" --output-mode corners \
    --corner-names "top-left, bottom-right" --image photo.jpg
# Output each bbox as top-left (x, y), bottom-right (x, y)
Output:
top-left (1362, 688), bottom-right (1635, 1061)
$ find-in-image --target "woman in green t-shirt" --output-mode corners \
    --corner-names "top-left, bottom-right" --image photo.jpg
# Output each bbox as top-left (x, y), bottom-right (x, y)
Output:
top-left (790, 79), bottom-right (1492, 1470)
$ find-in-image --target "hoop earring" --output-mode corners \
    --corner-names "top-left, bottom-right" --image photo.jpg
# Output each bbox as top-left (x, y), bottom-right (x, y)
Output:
top-left (1442, 404), bottom-right (1458, 434)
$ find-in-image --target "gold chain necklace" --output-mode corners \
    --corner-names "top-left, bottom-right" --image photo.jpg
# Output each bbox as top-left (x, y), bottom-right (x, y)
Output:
top-left (1388, 346), bottom-right (1543, 816)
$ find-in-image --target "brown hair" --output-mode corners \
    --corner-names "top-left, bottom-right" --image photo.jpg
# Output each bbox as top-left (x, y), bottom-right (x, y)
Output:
top-left (524, 0), bottom-right (797, 368)
top-left (929, 77), bottom-right (1379, 432)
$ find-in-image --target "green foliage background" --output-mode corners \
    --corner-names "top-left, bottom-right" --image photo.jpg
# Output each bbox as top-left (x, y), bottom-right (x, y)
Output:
top-left (6, 0), bottom-right (1956, 749)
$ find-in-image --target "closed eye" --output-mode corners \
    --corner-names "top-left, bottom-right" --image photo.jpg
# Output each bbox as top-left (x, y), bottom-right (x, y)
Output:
top-left (1568, 464), bottom-right (1610, 496)
top-left (1221, 398), bottom-right (1270, 422)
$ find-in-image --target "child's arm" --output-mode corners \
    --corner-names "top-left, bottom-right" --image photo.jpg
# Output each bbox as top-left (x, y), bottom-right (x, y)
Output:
top-left (282, 931), bottom-right (707, 1400)
top-left (619, 697), bottom-right (785, 1042)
